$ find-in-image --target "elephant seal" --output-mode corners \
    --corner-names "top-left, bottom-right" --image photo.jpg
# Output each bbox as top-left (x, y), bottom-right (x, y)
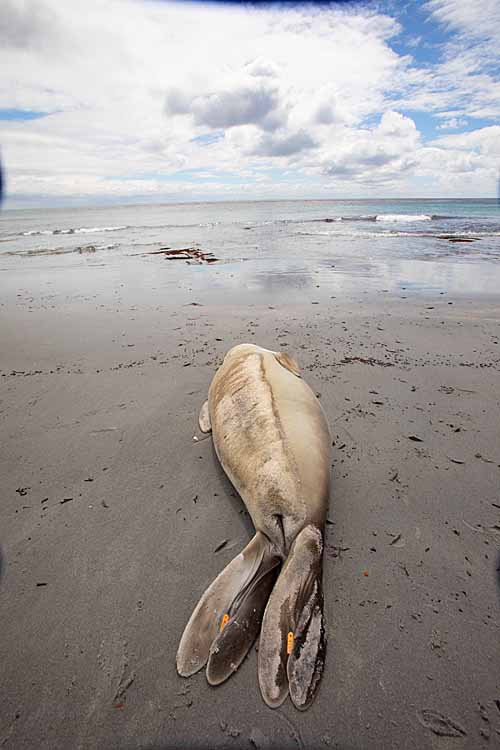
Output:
top-left (176, 343), bottom-right (331, 710)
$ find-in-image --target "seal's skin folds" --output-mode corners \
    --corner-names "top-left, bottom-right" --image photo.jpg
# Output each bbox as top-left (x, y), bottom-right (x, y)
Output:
top-left (177, 344), bottom-right (331, 710)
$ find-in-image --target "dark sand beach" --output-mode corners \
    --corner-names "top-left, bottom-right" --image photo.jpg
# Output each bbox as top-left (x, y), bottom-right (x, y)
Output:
top-left (1, 253), bottom-right (499, 749)
top-left (2, 0), bottom-right (500, 736)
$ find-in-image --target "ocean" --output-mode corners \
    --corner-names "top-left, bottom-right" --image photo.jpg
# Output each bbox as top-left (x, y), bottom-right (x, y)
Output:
top-left (2, 199), bottom-right (500, 303)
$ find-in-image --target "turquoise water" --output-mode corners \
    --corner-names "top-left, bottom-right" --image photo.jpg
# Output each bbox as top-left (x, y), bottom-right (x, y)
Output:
top-left (1, 199), bottom-right (500, 300)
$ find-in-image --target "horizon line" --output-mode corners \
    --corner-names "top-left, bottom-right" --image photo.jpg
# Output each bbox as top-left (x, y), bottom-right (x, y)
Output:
top-left (3, 195), bottom-right (500, 212)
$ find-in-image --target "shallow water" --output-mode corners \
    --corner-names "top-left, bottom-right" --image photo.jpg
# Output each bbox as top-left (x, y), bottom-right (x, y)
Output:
top-left (1, 199), bottom-right (500, 302)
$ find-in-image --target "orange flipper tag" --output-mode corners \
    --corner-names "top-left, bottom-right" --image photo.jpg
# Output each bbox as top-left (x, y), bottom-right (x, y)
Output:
top-left (287, 631), bottom-right (294, 655)
top-left (220, 613), bottom-right (230, 632)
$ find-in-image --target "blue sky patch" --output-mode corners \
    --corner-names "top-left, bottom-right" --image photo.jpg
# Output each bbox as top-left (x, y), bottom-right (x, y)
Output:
top-left (385, 0), bottom-right (450, 68)
top-left (0, 109), bottom-right (49, 121)
top-left (190, 131), bottom-right (225, 145)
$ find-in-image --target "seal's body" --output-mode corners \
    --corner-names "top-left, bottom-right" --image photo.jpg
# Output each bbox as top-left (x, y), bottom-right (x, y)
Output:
top-left (176, 344), bottom-right (331, 710)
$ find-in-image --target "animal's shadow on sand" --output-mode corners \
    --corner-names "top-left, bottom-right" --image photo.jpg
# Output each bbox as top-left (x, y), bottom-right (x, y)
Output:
top-left (496, 549), bottom-right (500, 605)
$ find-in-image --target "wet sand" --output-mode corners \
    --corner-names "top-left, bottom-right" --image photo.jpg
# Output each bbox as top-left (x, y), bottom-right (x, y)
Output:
top-left (1, 271), bottom-right (500, 749)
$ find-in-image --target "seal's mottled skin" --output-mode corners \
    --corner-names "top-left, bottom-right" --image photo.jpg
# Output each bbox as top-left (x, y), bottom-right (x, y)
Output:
top-left (208, 344), bottom-right (330, 552)
top-left (177, 343), bottom-right (331, 710)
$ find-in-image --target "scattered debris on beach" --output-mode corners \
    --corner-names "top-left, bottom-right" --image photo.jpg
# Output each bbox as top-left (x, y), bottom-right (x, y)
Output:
top-left (148, 247), bottom-right (220, 264)
top-left (214, 538), bottom-right (229, 553)
top-left (418, 709), bottom-right (467, 737)
top-left (8, 244), bottom-right (101, 257)
top-left (78, 244), bottom-right (97, 253)
top-left (114, 671), bottom-right (136, 702)
top-left (339, 355), bottom-right (394, 368)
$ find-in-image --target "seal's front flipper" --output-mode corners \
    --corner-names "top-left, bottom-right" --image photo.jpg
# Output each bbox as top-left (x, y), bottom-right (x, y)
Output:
top-left (176, 532), bottom-right (281, 681)
top-left (198, 400), bottom-right (211, 433)
top-left (258, 524), bottom-right (326, 710)
top-left (275, 351), bottom-right (301, 378)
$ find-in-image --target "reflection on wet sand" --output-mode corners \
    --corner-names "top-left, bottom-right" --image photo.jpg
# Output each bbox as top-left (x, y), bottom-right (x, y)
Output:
top-left (249, 265), bottom-right (313, 293)
top-left (241, 251), bottom-right (500, 300)
top-left (2, 228), bottom-right (500, 306)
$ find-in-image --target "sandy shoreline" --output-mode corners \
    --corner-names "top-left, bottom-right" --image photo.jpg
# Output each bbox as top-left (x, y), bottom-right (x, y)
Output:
top-left (1, 274), bottom-right (500, 748)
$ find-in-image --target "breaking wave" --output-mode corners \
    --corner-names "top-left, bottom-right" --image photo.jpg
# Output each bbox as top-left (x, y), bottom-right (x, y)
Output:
top-left (21, 225), bottom-right (127, 237)
top-left (282, 214), bottom-right (460, 225)
top-left (375, 214), bottom-right (432, 222)
top-left (295, 229), bottom-right (500, 239)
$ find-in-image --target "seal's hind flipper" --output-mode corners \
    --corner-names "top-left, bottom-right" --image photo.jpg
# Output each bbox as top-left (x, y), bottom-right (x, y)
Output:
top-left (176, 532), bottom-right (280, 681)
top-left (287, 578), bottom-right (326, 710)
top-left (258, 524), bottom-right (326, 710)
top-left (206, 554), bottom-right (279, 685)
top-left (198, 400), bottom-right (211, 433)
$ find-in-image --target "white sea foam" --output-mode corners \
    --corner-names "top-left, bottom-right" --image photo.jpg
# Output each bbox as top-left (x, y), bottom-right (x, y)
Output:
top-left (76, 226), bottom-right (126, 233)
top-left (22, 225), bottom-right (127, 236)
top-left (375, 214), bottom-right (432, 222)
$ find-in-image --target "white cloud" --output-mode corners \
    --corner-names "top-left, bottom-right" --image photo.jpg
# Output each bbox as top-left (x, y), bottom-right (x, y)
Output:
top-left (250, 129), bottom-right (316, 158)
top-left (425, 0), bottom-right (500, 46)
top-left (410, 0), bottom-right (500, 122)
top-left (166, 79), bottom-right (285, 131)
top-left (431, 125), bottom-right (500, 156)
top-left (0, 0), bottom-right (60, 51)
top-left (321, 111), bottom-right (420, 182)
top-left (0, 0), bottom-right (499, 204)
top-left (245, 57), bottom-right (279, 79)
top-left (436, 117), bottom-right (467, 130)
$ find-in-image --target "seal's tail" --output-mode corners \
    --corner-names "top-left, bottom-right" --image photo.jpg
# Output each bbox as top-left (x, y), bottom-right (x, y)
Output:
top-left (258, 524), bottom-right (326, 710)
top-left (176, 531), bottom-right (281, 684)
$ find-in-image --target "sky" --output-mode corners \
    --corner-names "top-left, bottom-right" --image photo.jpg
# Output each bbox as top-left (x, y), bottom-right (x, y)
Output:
top-left (1, 0), bottom-right (500, 208)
